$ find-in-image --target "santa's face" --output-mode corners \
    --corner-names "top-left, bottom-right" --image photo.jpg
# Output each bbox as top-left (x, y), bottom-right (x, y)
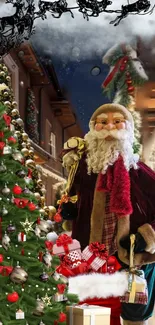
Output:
top-left (94, 111), bottom-right (126, 141)
top-left (85, 110), bottom-right (137, 174)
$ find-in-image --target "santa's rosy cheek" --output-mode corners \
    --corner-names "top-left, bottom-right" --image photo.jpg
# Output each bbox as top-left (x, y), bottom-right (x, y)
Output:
top-left (117, 122), bottom-right (125, 130)
top-left (95, 123), bottom-right (103, 131)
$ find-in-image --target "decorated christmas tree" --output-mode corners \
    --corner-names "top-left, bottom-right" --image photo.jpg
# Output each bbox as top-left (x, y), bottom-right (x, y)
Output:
top-left (102, 44), bottom-right (148, 154)
top-left (0, 61), bottom-right (77, 324)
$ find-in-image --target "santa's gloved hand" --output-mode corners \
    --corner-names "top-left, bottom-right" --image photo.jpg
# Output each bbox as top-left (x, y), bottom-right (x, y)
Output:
top-left (120, 233), bottom-right (147, 253)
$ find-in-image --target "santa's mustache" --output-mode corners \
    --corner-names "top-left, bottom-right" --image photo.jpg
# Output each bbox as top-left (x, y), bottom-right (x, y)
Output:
top-left (92, 128), bottom-right (129, 140)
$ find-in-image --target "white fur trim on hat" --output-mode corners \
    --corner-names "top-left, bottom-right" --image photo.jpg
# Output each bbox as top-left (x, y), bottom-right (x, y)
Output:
top-left (89, 103), bottom-right (134, 130)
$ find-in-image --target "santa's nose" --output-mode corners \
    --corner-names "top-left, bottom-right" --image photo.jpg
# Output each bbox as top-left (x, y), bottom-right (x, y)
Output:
top-left (106, 123), bottom-right (114, 130)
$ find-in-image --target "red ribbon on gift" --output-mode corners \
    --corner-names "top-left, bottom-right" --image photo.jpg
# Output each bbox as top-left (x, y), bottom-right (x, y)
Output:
top-left (56, 234), bottom-right (73, 254)
top-left (57, 283), bottom-right (66, 294)
top-left (102, 56), bottom-right (129, 88)
top-left (72, 262), bottom-right (90, 276)
top-left (0, 266), bottom-right (13, 276)
top-left (99, 256), bottom-right (121, 274)
top-left (86, 242), bottom-right (108, 267)
top-left (56, 265), bottom-right (75, 277)
top-left (89, 242), bottom-right (108, 259)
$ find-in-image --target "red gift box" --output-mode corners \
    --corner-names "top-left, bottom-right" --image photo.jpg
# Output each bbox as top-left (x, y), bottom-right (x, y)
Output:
top-left (99, 256), bottom-right (121, 274)
top-left (82, 242), bottom-right (108, 271)
top-left (53, 234), bottom-right (81, 256)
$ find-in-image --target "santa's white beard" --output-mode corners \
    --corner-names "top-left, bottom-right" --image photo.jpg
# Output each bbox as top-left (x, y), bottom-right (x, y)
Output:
top-left (84, 128), bottom-right (138, 175)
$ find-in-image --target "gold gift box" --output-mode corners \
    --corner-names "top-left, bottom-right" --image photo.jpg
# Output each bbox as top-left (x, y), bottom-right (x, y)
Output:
top-left (66, 305), bottom-right (110, 325)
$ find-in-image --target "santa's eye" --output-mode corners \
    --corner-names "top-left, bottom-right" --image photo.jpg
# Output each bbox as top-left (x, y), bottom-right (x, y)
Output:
top-left (114, 120), bottom-right (121, 124)
top-left (101, 120), bottom-right (107, 125)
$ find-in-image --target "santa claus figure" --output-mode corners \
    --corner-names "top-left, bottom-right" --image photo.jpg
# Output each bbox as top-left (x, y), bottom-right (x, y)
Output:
top-left (61, 103), bottom-right (155, 325)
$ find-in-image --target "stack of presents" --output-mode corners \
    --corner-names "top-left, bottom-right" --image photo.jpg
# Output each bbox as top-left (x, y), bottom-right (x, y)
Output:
top-left (50, 234), bottom-right (148, 325)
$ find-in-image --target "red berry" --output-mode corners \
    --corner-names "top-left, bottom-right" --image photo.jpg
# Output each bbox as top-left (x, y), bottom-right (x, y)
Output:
top-left (0, 254), bottom-right (3, 263)
top-left (13, 185), bottom-right (22, 195)
top-left (126, 80), bottom-right (132, 85)
top-left (54, 213), bottom-right (62, 223)
top-left (7, 292), bottom-right (19, 303)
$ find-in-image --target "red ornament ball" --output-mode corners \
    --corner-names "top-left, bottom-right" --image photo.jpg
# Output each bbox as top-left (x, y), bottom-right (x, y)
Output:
top-left (0, 254), bottom-right (3, 263)
top-left (126, 80), bottom-right (132, 85)
top-left (120, 65), bottom-right (125, 71)
top-left (7, 292), bottom-right (19, 303)
top-left (58, 312), bottom-right (67, 323)
top-left (13, 185), bottom-right (22, 195)
top-left (27, 202), bottom-right (36, 211)
top-left (54, 213), bottom-right (62, 223)
top-left (128, 86), bottom-right (135, 93)
top-left (8, 136), bottom-right (16, 144)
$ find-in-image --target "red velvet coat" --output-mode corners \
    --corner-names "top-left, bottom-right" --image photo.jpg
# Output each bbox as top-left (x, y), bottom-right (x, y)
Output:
top-left (70, 154), bottom-right (155, 264)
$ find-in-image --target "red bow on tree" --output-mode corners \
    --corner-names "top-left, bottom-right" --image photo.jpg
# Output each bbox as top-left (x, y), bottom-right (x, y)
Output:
top-left (3, 114), bottom-right (11, 126)
top-left (57, 284), bottom-right (66, 294)
top-left (14, 198), bottom-right (29, 208)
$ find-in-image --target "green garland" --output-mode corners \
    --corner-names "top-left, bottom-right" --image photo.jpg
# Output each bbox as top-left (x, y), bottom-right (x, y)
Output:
top-left (102, 45), bottom-right (148, 154)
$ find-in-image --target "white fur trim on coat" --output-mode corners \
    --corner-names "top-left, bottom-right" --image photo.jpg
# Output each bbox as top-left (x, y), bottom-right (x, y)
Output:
top-left (68, 272), bottom-right (128, 301)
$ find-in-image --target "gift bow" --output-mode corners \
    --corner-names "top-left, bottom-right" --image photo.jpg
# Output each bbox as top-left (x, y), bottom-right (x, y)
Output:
top-left (0, 266), bottom-right (13, 276)
top-left (56, 234), bottom-right (73, 247)
top-left (89, 242), bottom-right (108, 259)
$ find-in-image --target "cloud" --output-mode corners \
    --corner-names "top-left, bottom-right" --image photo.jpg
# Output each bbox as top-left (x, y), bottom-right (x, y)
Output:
top-left (1, 0), bottom-right (155, 60)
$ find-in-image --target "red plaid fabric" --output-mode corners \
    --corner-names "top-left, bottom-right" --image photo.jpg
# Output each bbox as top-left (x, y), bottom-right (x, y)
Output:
top-left (102, 193), bottom-right (117, 255)
top-left (120, 291), bottom-right (148, 305)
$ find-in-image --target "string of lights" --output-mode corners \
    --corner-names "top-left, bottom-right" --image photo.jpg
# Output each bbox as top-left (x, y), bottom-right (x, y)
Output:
top-left (0, 0), bottom-right (154, 55)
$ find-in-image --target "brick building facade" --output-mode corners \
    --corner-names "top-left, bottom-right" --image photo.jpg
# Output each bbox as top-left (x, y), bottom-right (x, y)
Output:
top-left (3, 43), bottom-right (83, 205)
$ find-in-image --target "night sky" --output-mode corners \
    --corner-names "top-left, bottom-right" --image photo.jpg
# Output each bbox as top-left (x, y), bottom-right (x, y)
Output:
top-left (51, 56), bottom-right (110, 133)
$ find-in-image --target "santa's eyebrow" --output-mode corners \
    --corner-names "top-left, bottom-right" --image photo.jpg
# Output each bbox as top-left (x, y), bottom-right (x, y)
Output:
top-left (96, 113), bottom-right (108, 119)
top-left (113, 113), bottom-right (124, 118)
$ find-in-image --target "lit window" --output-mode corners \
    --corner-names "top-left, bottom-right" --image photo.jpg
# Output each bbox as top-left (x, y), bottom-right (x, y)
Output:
top-left (49, 132), bottom-right (56, 159)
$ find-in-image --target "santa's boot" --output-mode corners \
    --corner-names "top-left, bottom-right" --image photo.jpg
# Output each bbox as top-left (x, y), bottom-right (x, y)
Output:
top-left (123, 320), bottom-right (148, 325)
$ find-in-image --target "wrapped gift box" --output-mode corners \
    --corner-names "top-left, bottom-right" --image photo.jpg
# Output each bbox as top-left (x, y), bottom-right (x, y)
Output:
top-left (66, 305), bottom-right (110, 325)
top-left (53, 234), bottom-right (81, 256)
top-left (82, 242), bottom-right (108, 271)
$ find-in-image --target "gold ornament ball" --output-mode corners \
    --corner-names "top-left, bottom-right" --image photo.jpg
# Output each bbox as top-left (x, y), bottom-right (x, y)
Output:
top-left (14, 130), bottom-right (21, 137)
top-left (40, 196), bottom-right (45, 204)
top-left (22, 132), bottom-right (29, 141)
top-left (34, 192), bottom-right (41, 200)
top-left (21, 148), bottom-right (29, 157)
top-left (0, 71), bottom-right (5, 77)
top-left (48, 206), bottom-right (56, 214)
top-left (39, 208), bottom-right (45, 215)
top-left (16, 118), bottom-right (24, 127)
top-left (37, 179), bottom-right (43, 186)
top-left (11, 108), bottom-right (19, 117)
top-left (41, 187), bottom-right (46, 195)
top-left (3, 66), bottom-right (8, 72)
top-left (4, 101), bottom-right (11, 107)
top-left (3, 91), bottom-right (9, 97)
top-left (0, 64), bottom-right (3, 69)
top-left (25, 159), bottom-right (35, 169)
top-left (29, 149), bottom-right (34, 156)
top-left (62, 220), bottom-right (73, 232)
top-left (6, 75), bottom-right (11, 82)
top-left (12, 101), bottom-right (18, 108)
top-left (11, 119), bottom-right (17, 126)
top-left (36, 164), bottom-right (43, 173)
top-left (21, 142), bottom-right (27, 148)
